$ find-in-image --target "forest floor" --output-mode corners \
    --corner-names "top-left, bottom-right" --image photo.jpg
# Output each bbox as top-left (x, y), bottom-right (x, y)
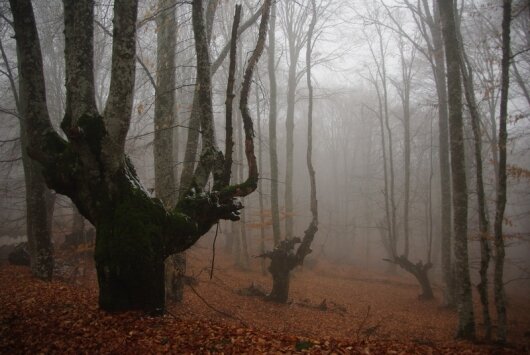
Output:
top-left (1, 244), bottom-right (529, 354)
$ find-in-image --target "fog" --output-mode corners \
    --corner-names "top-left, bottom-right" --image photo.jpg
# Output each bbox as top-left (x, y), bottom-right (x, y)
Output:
top-left (0, 0), bottom-right (529, 349)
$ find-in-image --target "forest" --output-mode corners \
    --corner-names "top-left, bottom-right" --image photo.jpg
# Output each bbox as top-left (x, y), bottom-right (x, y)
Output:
top-left (0, 0), bottom-right (529, 353)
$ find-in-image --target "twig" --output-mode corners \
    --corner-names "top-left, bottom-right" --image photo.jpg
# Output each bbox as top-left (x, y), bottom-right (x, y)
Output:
top-left (355, 305), bottom-right (371, 341)
top-left (210, 222), bottom-right (219, 280)
top-left (188, 283), bottom-right (248, 327)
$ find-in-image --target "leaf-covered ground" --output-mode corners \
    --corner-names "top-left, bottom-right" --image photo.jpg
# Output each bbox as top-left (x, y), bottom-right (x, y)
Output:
top-left (1, 246), bottom-right (528, 354)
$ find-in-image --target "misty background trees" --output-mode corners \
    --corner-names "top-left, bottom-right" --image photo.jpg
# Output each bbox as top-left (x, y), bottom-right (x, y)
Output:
top-left (0, 0), bottom-right (529, 343)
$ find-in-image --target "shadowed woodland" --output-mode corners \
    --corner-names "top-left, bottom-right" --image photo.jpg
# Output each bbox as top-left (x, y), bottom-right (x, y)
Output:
top-left (1, 0), bottom-right (530, 353)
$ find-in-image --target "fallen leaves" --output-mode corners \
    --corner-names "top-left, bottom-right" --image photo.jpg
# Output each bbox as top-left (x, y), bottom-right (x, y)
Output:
top-left (0, 255), bottom-right (527, 354)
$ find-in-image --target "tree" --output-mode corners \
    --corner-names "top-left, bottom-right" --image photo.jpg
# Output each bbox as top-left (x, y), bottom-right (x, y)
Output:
top-left (279, 0), bottom-right (311, 240)
top-left (153, 0), bottom-right (187, 303)
top-left (438, 0), bottom-right (475, 339)
top-left (385, 0), bottom-right (454, 306)
top-left (267, 0), bottom-right (281, 245)
top-left (0, 10), bottom-right (54, 281)
top-left (9, 0), bottom-right (271, 314)
top-left (456, 13), bottom-right (492, 339)
top-left (259, 0), bottom-right (318, 303)
top-left (179, 1), bottom-right (264, 197)
top-left (362, 5), bottom-right (398, 274)
top-left (493, 0), bottom-right (512, 343)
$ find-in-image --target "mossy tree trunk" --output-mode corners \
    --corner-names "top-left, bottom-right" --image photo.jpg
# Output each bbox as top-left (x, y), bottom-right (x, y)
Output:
top-left (10, 0), bottom-right (271, 314)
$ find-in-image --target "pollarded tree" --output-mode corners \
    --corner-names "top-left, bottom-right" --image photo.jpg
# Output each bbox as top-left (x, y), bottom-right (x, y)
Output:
top-left (259, 0), bottom-right (319, 303)
top-left (9, 0), bottom-right (271, 314)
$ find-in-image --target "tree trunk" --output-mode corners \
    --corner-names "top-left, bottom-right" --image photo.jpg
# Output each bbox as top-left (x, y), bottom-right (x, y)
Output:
top-left (268, 265), bottom-right (291, 303)
top-left (261, 0), bottom-right (318, 305)
top-left (22, 152), bottom-right (55, 281)
top-left (154, 0), bottom-right (186, 303)
top-left (284, 60), bottom-right (296, 241)
top-left (494, 0), bottom-right (512, 343)
top-left (1, 11), bottom-right (54, 282)
top-left (256, 81), bottom-right (267, 275)
top-left (438, 0), bottom-right (475, 339)
top-left (431, 0), bottom-right (455, 308)
top-left (268, 1), bottom-right (281, 245)
top-left (92, 171), bottom-right (179, 313)
top-left (237, 68), bottom-right (249, 269)
top-left (457, 21), bottom-right (492, 339)
top-left (393, 256), bottom-right (434, 300)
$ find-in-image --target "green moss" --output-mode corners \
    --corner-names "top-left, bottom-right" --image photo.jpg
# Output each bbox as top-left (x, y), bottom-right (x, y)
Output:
top-left (219, 176), bottom-right (258, 199)
top-left (95, 184), bottom-right (168, 311)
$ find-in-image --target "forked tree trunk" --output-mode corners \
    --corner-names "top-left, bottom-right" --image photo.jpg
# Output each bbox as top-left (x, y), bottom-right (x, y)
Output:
top-left (391, 256), bottom-right (434, 300)
top-left (261, 0), bottom-right (318, 304)
top-left (10, 0), bottom-right (270, 314)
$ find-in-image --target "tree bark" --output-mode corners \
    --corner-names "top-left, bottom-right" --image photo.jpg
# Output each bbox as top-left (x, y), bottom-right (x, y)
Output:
top-left (256, 80), bottom-right (267, 274)
top-left (1, 29), bottom-right (55, 281)
top-left (494, 0), bottom-right (512, 343)
top-left (391, 256), bottom-right (434, 300)
top-left (438, 0), bottom-right (475, 339)
top-left (457, 20), bottom-right (492, 340)
top-left (268, 1), bottom-right (281, 245)
top-left (154, 0), bottom-right (186, 304)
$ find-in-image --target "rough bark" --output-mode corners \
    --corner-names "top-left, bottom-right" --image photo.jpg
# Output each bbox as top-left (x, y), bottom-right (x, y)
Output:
top-left (9, 0), bottom-right (56, 281)
top-left (237, 95), bottom-right (249, 269)
top-left (438, 0), bottom-right (475, 339)
top-left (155, 0), bottom-right (178, 208)
top-left (494, 0), bottom-right (512, 343)
top-left (1, 31), bottom-right (55, 281)
top-left (256, 81), bottom-right (267, 275)
top-left (221, 5), bottom-right (242, 188)
top-left (154, 0), bottom-right (186, 304)
top-left (268, 1), bottom-right (281, 245)
top-left (21, 137), bottom-right (55, 280)
top-left (457, 21), bottom-right (492, 340)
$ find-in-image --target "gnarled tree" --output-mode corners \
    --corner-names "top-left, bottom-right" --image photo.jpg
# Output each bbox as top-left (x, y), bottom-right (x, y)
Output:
top-left (259, 0), bottom-right (318, 303)
top-left (9, 0), bottom-right (271, 314)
